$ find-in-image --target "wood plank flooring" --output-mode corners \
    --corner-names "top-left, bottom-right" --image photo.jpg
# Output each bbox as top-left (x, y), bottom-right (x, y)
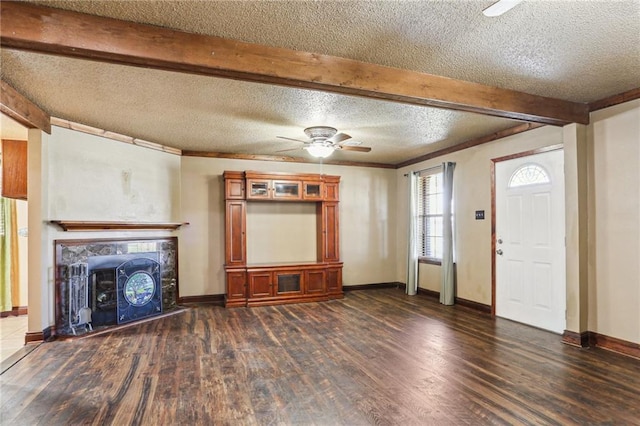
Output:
top-left (1, 288), bottom-right (639, 425)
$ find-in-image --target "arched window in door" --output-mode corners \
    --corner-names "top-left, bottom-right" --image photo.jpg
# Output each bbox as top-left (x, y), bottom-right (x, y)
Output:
top-left (508, 164), bottom-right (550, 188)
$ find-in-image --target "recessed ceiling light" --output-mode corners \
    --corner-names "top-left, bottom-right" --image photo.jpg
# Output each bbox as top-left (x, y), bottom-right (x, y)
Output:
top-left (483, 0), bottom-right (523, 17)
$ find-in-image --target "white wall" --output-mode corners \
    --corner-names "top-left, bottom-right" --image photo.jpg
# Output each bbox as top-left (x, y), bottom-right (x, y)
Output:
top-left (396, 125), bottom-right (563, 305)
top-left (29, 126), bottom-right (181, 330)
top-left (588, 99), bottom-right (640, 343)
top-left (179, 157), bottom-right (397, 297)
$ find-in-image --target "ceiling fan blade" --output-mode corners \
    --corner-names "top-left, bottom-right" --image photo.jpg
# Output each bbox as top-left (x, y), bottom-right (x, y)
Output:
top-left (277, 136), bottom-right (308, 143)
top-left (275, 147), bottom-right (302, 153)
top-left (338, 145), bottom-right (371, 152)
top-left (327, 132), bottom-right (351, 144)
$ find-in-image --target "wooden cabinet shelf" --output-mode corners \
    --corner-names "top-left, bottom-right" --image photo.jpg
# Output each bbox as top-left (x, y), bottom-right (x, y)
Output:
top-left (228, 262), bottom-right (343, 307)
top-left (223, 170), bottom-right (343, 308)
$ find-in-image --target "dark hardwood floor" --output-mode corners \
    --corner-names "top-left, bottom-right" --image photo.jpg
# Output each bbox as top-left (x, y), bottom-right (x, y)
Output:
top-left (1, 288), bottom-right (639, 425)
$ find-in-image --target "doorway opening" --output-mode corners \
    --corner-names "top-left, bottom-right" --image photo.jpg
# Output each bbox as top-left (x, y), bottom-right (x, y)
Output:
top-left (1, 114), bottom-right (30, 364)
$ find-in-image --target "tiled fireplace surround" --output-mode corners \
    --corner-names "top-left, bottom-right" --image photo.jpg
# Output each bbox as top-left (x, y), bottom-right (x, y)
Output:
top-left (54, 237), bottom-right (179, 337)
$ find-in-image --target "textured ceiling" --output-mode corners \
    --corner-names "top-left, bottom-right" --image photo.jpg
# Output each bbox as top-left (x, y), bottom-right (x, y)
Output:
top-left (1, 0), bottom-right (639, 165)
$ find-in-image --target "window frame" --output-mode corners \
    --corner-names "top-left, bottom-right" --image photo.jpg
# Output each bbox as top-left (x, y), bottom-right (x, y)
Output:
top-left (415, 168), bottom-right (446, 264)
top-left (508, 163), bottom-right (551, 188)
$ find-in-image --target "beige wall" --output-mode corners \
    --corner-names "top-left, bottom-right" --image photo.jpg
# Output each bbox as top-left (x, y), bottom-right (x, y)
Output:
top-left (564, 123), bottom-right (589, 334)
top-left (246, 202), bottom-right (317, 264)
top-left (20, 98), bottom-right (640, 346)
top-left (396, 125), bottom-right (563, 305)
top-left (16, 199), bottom-right (28, 307)
top-left (418, 262), bottom-right (440, 292)
top-left (29, 126), bottom-right (181, 329)
top-left (588, 99), bottom-right (640, 343)
top-left (179, 157), bottom-right (397, 297)
top-left (27, 128), bottom-right (48, 333)
top-left (397, 100), bottom-right (640, 346)
top-left (47, 128), bottom-right (181, 222)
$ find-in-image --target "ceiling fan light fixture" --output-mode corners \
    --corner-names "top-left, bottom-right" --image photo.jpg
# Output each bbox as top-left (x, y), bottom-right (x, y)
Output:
top-left (278, 125), bottom-right (367, 157)
top-left (482, 0), bottom-right (523, 17)
top-left (305, 144), bottom-right (335, 158)
top-left (304, 126), bottom-right (337, 140)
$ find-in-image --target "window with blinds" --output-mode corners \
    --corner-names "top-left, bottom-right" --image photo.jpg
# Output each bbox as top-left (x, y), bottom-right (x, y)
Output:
top-left (416, 170), bottom-right (444, 260)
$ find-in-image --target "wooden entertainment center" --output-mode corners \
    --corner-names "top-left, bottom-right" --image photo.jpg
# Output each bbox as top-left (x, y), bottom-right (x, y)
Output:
top-left (223, 170), bottom-right (343, 307)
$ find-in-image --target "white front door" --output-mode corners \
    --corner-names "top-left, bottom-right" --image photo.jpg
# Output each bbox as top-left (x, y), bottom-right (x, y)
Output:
top-left (495, 149), bottom-right (566, 333)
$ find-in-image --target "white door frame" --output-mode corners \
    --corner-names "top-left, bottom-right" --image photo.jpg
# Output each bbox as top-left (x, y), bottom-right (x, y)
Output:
top-left (490, 144), bottom-right (564, 317)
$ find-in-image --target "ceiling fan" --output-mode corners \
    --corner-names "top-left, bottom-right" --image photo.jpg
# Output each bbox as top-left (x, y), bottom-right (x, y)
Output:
top-left (277, 126), bottom-right (372, 158)
top-left (482, 0), bottom-right (523, 17)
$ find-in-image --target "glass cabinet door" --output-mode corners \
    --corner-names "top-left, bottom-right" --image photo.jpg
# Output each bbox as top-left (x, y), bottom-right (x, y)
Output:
top-left (303, 182), bottom-right (323, 200)
top-left (273, 180), bottom-right (301, 199)
top-left (247, 180), bottom-right (271, 199)
top-left (276, 273), bottom-right (302, 294)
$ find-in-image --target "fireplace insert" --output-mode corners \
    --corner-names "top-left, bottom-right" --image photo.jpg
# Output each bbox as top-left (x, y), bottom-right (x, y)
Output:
top-left (88, 253), bottom-right (162, 326)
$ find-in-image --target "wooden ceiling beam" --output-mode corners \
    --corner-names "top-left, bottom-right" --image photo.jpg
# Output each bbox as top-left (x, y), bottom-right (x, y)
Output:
top-left (0, 80), bottom-right (51, 134)
top-left (0, 2), bottom-right (589, 126)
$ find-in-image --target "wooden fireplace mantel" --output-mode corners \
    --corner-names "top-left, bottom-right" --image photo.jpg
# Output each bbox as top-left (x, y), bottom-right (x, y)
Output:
top-left (50, 220), bottom-right (189, 232)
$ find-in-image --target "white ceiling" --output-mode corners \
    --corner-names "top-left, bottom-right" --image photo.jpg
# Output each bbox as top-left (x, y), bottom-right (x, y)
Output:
top-left (1, 0), bottom-right (639, 166)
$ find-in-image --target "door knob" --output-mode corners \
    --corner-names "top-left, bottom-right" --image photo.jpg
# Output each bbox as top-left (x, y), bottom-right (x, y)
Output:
top-left (497, 238), bottom-right (503, 244)
top-left (496, 249), bottom-right (503, 256)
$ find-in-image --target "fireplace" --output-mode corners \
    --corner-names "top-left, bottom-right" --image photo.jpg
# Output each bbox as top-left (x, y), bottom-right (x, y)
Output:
top-left (88, 253), bottom-right (162, 326)
top-left (55, 237), bottom-right (178, 336)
